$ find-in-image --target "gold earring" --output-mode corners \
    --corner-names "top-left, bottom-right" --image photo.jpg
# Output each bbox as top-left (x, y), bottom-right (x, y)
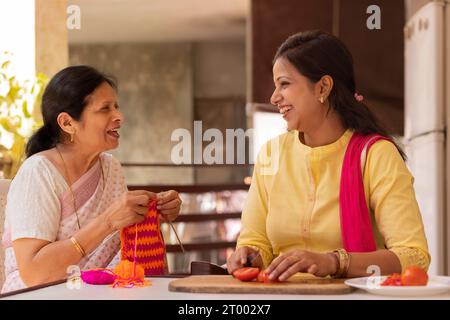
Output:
top-left (70, 133), bottom-right (74, 143)
top-left (319, 97), bottom-right (324, 103)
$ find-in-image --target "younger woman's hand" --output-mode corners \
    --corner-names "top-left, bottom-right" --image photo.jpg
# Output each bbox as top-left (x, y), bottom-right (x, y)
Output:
top-left (226, 246), bottom-right (263, 274)
top-left (266, 250), bottom-right (338, 281)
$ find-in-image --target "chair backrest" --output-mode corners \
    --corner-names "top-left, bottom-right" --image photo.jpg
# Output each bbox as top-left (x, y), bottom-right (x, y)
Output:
top-left (0, 179), bottom-right (11, 289)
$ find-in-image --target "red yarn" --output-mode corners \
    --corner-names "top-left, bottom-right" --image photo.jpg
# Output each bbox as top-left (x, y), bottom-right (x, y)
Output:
top-left (120, 200), bottom-right (166, 275)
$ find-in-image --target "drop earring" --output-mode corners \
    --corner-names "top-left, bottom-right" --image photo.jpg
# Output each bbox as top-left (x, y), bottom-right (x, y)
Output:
top-left (319, 97), bottom-right (324, 104)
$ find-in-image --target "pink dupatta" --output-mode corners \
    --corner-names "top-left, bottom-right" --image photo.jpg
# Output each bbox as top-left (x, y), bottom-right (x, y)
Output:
top-left (339, 133), bottom-right (391, 252)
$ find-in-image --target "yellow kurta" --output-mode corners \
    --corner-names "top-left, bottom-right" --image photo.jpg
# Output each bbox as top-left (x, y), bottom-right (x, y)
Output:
top-left (237, 129), bottom-right (430, 272)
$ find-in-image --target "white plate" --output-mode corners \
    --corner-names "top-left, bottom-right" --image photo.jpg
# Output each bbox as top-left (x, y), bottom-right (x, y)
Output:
top-left (345, 276), bottom-right (450, 297)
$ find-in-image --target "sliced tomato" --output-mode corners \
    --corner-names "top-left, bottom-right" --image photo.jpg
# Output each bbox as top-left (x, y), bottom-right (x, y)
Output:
top-left (381, 273), bottom-right (402, 286)
top-left (257, 270), bottom-right (280, 283)
top-left (232, 267), bottom-right (260, 282)
top-left (257, 270), bottom-right (269, 283)
top-left (401, 266), bottom-right (428, 286)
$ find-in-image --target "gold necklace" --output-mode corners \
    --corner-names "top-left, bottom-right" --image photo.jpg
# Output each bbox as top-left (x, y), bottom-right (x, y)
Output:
top-left (56, 146), bottom-right (104, 230)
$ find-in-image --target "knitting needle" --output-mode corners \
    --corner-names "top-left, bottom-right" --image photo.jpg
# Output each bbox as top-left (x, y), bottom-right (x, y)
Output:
top-left (167, 220), bottom-right (185, 253)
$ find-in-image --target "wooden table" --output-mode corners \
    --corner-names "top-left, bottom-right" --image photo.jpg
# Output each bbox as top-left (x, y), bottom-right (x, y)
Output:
top-left (1, 277), bottom-right (450, 300)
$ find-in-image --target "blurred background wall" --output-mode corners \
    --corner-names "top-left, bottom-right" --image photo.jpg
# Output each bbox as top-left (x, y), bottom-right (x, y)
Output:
top-left (68, 0), bottom-right (248, 186)
top-left (70, 43), bottom-right (195, 185)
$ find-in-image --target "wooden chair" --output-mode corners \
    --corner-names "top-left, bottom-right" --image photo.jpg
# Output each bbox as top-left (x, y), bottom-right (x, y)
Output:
top-left (0, 179), bottom-right (11, 289)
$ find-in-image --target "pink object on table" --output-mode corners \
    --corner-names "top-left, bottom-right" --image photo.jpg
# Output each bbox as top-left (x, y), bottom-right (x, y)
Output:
top-left (81, 269), bottom-right (117, 285)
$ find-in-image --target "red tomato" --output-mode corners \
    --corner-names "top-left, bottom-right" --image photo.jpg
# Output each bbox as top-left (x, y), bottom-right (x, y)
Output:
top-left (257, 270), bottom-right (280, 283)
top-left (401, 266), bottom-right (428, 286)
top-left (232, 267), bottom-right (260, 282)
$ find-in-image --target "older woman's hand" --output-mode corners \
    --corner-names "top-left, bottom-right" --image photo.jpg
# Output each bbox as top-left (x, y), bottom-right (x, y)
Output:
top-left (104, 190), bottom-right (157, 230)
top-left (156, 190), bottom-right (181, 222)
top-left (266, 250), bottom-right (338, 281)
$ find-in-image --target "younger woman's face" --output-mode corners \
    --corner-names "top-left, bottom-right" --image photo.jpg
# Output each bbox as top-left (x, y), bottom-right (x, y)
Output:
top-left (270, 57), bottom-right (327, 132)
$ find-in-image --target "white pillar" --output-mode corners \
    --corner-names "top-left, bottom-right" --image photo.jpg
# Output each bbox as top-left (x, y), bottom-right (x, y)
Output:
top-left (35, 0), bottom-right (68, 78)
top-left (0, 0), bottom-right (68, 79)
top-left (0, 0), bottom-right (37, 80)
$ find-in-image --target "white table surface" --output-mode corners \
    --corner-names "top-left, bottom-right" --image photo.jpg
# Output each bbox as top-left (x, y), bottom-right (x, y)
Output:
top-left (2, 277), bottom-right (450, 300)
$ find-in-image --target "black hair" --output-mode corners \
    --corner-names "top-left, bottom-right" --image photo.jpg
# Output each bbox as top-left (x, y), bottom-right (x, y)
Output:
top-left (26, 65), bottom-right (117, 158)
top-left (274, 30), bottom-right (405, 159)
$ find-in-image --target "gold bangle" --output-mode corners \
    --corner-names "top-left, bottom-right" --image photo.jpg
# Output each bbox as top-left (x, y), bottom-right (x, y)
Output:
top-left (332, 248), bottom-right (349, 278)
top-left (335, 250), bottom-right (345, 277)
top-left (70, 236), bottom-right (86, 257)
top-left (343, 250), bottom-right (351, 277)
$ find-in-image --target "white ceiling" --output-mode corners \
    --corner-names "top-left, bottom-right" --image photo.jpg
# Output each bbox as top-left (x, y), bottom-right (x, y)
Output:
top-left (68, 0), bottom-right (249, 44)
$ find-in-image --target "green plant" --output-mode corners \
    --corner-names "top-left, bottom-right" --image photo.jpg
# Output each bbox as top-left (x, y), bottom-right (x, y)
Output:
top-left (0, 51), bottom-right (48, 178)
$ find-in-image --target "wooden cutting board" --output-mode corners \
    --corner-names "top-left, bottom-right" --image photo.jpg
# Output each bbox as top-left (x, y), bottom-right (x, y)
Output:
top-left (169, 274), bottom-right (355, 295)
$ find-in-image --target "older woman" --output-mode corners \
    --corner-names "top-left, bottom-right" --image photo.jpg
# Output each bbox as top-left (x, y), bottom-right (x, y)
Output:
top-left (1, 66), bottom-right (181, 293)
top-left (227, 30), bottom-right (430, 281)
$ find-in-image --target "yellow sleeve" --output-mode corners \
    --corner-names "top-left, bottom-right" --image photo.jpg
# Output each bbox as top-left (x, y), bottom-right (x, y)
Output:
top-left (236, 142), bottom-right (274, 268)
top-left (366, 140), bottom-right (431, 272)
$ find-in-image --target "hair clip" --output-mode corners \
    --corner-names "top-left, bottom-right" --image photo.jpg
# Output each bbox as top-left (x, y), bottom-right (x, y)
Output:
top-left (354, 93), bottom-right (364, 102)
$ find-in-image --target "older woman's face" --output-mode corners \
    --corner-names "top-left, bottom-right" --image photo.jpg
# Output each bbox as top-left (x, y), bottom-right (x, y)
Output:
top-left (75, 82), bottom-right (123, 153)
top-left (270, 58), bottom-right (324, 132)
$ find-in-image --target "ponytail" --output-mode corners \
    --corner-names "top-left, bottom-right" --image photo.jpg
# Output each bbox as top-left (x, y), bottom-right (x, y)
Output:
top-left (25, 124), bottom-right (57, 158)
top-left (330, 83), bottom-right (406, 160)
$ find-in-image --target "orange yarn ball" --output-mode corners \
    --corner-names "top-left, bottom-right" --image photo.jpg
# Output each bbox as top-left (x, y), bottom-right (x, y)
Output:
top-left (114, 260), bottom-right (145, 281)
